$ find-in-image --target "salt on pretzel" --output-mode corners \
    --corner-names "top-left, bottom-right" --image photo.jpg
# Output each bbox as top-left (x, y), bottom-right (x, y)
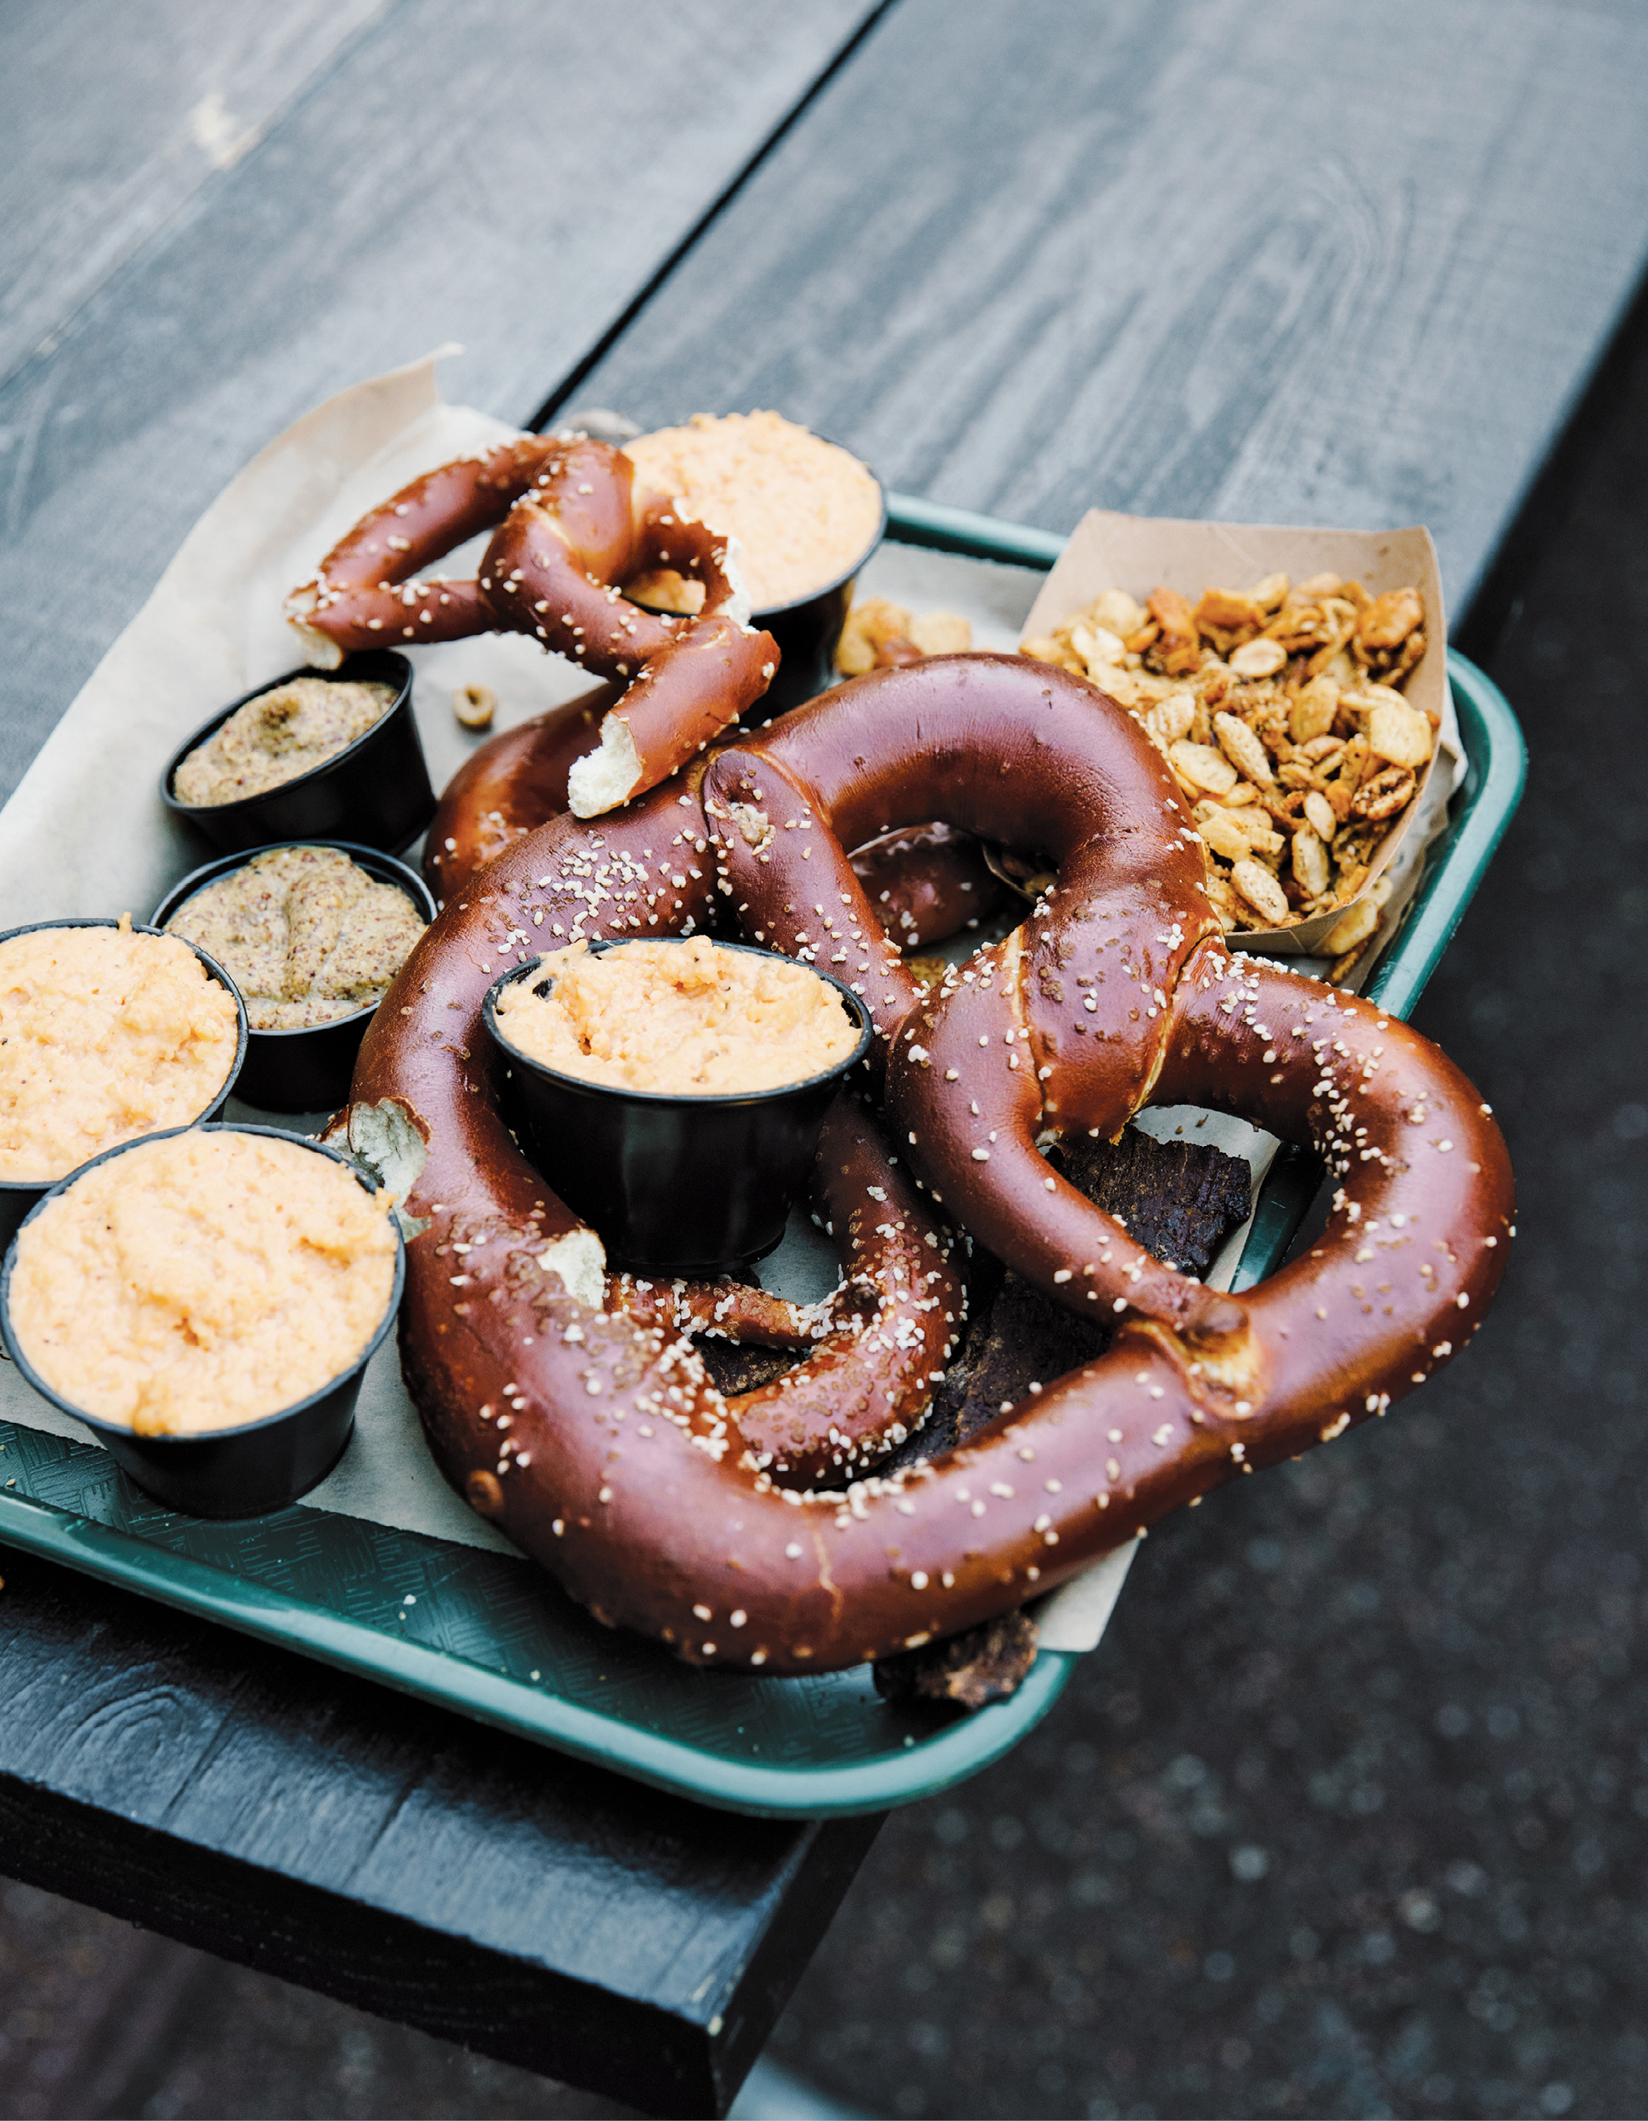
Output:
top-left (706, 657), bottom-right (1242, 1340)
top-left (286, 436), bottom-right (778, 819)
top-left (427, 711), bottom-right (1007, 940)
top-left (424, 682), bottom-right (616, 908)
top-left (351, 656), bottom-right (1512, 1673)
top-left (848, 820), bottom-right (1007, 955)
top-left (606, 1100), bottom-right (965, 1489)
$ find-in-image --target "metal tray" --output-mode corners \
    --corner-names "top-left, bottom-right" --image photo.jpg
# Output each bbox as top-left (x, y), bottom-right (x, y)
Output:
top-left (0, 499), bottom-right (1525, 1818)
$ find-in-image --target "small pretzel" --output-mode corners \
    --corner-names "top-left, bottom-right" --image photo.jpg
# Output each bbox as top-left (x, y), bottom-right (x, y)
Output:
top-left (287, 436), bottom-right (778, 818)
top-left (354, 657), bottom-right (1512, 1672)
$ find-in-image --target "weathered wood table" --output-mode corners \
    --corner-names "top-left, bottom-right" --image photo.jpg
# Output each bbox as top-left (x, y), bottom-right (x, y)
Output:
top-left (2, 4), bottom-right (1647, 2112)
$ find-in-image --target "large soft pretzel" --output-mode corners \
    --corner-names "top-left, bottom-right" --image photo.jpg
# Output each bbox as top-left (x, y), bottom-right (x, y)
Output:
top-left (352, 657), bottom-right (1512, 1672)
top-left (287, 436), bottom-right (777, 817)
top-left (425, 683), bottom-right (617, 907)
top-left (425, 695), bottom-right (1008, 935)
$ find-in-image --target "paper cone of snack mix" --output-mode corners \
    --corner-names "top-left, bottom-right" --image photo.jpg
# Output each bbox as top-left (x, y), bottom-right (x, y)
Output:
top-left (1020, 512), bottom-right (1446, 957)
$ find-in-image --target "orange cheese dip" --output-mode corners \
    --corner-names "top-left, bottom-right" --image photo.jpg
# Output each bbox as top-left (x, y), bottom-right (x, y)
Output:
top-left (8, 1131), bottom-right (398, 1436)
top-left (0, 922), bottom-right (240, 1183)
top-left (623, 411), bottom-right (881, 613)
top-left (494, 937), bottom-right (859, 1095)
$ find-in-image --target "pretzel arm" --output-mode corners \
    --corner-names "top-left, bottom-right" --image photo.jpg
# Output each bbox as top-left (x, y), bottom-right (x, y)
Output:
top-left (608, 1272), bottom-right (821, 1348)
top-left (705, 749), bottom-right (924, 1050)
top-left (891, 932), bottom-right (1243, 1339)
top-left (1143, 942), bottom-right (1515, 1430)
top-left (566, 612), bottom-right (775, 820)
top-left (290, 580), bottom-right (496, 660)
top-left (324, 440), bottom-right (563, 586)
top-left (721, 1099), bottom-right (965, 1486)
top-left (607, 1101), bottom-right (966, 1487)
top-left (561, 509), bottom-right (774, 816)
top-left (287, 437), bottom-right (559, 664)
top-left (423, 683), bottom-right (619, 907)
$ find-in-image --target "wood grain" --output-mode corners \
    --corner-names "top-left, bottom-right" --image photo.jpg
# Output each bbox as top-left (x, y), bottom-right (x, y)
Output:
top-left (567, 0), bottom-right (1648, 617)
top-left (0, 0), bottom-right (876, 799)
top-left (0, 0), bottom-right (390, 392)
top-left (0, 1548), bottom-right (879, 2116)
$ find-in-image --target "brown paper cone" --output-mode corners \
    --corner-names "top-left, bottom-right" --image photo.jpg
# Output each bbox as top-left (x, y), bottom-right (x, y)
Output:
top-left (1020, 512), bottom-right (1446, 955)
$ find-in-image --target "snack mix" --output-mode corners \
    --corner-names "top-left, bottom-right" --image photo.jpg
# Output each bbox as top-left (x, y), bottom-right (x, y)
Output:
top-left (1023, 573), bottom-right (1432, 971)
top-left (836, 597), bottom-right (972, 675)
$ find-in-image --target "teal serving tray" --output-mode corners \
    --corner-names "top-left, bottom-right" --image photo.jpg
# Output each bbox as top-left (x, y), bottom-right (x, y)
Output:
top-left (0, 502), bottom-right (1524, 1817)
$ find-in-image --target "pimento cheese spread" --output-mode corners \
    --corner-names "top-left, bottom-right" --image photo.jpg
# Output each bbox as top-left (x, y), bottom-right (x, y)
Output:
top-left (166, 846), bottom-right (426, 1030)
top-left (494, 937), bottom-right (860, 1095)
top-left (0, 923), bottom-right (240, 1183)
top-left (623, 412), bottom-right (881, 614)
top-left (173, 674), bottom-right (395, 807)
top-left (8, 1131), bottom-right (398, 1436)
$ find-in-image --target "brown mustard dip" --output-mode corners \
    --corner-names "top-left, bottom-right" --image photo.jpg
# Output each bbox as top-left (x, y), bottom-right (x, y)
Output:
top-left (172, 674), bottom-right (395, 806)
top-left (165, 846), bottom-right (426, 1030)
top-left (7, 1130), bottom-right (398, 1436)
top-left (493, 937), bottom-right (859, 1095)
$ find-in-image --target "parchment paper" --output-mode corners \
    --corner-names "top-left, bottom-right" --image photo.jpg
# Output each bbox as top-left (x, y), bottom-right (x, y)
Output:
top-left (0, 358), bottom-right (1459, 1656)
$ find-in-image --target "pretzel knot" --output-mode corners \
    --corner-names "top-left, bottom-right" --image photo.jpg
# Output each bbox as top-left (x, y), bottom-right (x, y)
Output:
top-left (352, 655), bottom-right (1514, 1675)
top-left (285, 435), bottom-right (778, 820)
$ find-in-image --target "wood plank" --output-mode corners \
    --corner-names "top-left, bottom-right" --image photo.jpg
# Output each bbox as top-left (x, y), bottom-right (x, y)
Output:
top-left (0, 1547), bottom-right (880, 2117)
top-left (0, 0), bottom-right (878, 799)
top-left (0, 0), bottom-right (389, 390)
top-left (563, 0), bottom-right (1648, 617)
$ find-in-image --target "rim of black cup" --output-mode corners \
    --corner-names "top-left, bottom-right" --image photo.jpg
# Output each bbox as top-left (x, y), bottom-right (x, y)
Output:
top-left (0, 1123), bottom-right (405, 1447)
top-left (627, 431), bottom-right (886, 623)
top-left (483, 937), bottom-right (875, 1107)
top-left (0, 917), bottom-right (248, 1202)
top-left (159, 650), bottom-right (414, 825)
top-left (150, 839), bottom-right (437, 1042)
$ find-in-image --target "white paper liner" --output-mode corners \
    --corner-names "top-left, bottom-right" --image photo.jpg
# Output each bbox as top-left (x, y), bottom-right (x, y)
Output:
top-left (0, 359), bottom-right (1463, 1660)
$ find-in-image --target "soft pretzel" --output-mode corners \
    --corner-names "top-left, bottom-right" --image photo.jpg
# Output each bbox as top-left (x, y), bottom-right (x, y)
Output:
top-left (427, 708), bottom-right (1007, 941)
top-left (286, 436), bottom-right (778, 818)
top-left (352, 656), bottom-right (1512, 1672)
top-left (605, 1100), bottom-right (966, 1489)
top-left (424, 683), bottom-right (616, 907)
top-left (849, 820), bottom-right (1007, 955)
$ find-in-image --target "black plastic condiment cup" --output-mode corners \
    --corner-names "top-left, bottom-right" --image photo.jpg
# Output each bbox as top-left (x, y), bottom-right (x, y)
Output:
top-left (746, 478), bottom-right (887, 719)
top-left (630, 435), bottom-right (886, 722)
top-left (0, 917), bottom-right (248, 1253)
top-left (152, 840), bottom-right (436, 1114)
top-left (484, 939), bottom-right (874, 1274)
top-left (0, 1124), bottom-right (404, 1518)
top-left (160, 649), bottom-right (434, 857)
